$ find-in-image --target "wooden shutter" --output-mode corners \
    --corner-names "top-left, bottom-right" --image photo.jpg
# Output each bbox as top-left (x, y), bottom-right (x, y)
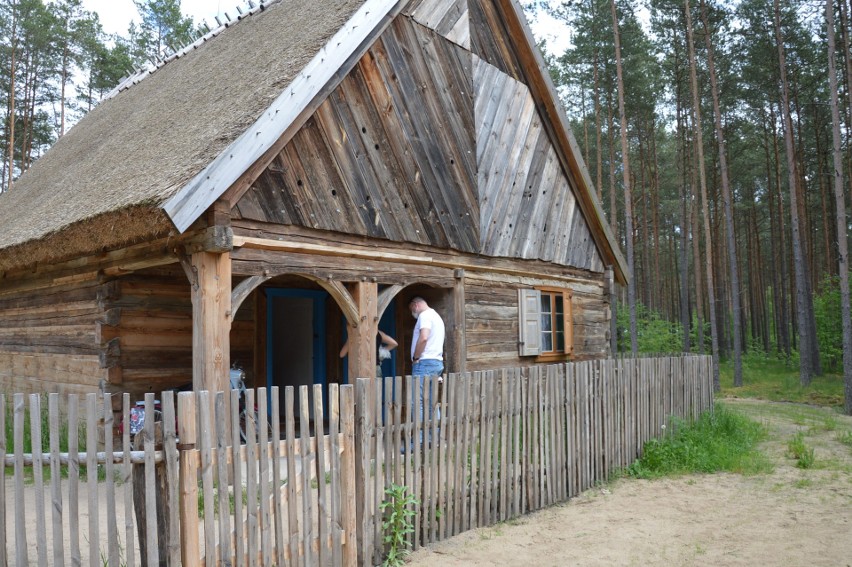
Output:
top-left (518, 289), bottom-right (542, 356)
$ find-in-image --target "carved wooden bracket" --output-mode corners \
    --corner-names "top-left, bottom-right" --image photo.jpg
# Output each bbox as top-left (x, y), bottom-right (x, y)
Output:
top-left (377, 284), bottom-right (404, 321)
top-left (231, 274), bottom-right (272, 317)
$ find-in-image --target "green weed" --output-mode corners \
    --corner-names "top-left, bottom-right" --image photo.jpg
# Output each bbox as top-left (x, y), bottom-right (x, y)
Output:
top-left (787, 432), bottom-right (816, 469)
top-left (836, 430), bottom-right (852, 449)
top-left (626, 403), bottom-right (771, 478)
top-left (380, 484), bottom-right (418, 567)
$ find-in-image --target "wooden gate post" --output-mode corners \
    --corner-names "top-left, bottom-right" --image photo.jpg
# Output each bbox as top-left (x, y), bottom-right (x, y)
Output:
top-left (177, 392), bottom-right (200, 566)
top-left (340, 385), bottom-right (358, 566)
top-left (354, 378), bottom-right (374, 566)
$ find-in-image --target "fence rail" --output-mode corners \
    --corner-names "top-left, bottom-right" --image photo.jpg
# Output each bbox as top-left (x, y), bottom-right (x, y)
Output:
top-left (0, 355), bottom-right (712, 565)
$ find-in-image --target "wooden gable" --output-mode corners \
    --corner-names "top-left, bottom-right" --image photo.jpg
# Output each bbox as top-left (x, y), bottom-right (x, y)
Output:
top-left (234, 16), bottom-right (479, 253)
top-left (231, 0), bottom-right (610, 275)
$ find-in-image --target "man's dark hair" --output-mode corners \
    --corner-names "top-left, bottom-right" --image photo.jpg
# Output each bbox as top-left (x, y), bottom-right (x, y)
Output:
top-left (409, 296), bottom-right (426, 305)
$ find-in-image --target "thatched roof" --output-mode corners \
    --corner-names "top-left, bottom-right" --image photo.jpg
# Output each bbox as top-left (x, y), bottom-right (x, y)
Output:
top-left (0, 0), bottom-right (364, 272)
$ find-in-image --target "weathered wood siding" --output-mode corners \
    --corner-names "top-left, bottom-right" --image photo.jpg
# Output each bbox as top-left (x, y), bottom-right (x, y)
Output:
top-left (0, 278), bottom-right (108, 394)
top-left (405, 0), bottom-right (470, 48)
top-left (465, 272), bottom-right (610, 371)
top-left (99, 267), bottom-right (255, 397)
top-left (234, 16), bottom-right (479, 253)
top-left (475, 58), bottom-right (603, 271)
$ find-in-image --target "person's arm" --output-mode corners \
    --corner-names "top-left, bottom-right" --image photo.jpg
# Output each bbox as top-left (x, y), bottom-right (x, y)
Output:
top-left (379, 330), bottom-right (398, 350)
top-left (412, 328), bottom-right (431, 361)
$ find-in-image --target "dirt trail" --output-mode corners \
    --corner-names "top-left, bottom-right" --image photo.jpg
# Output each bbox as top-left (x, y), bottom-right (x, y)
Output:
top-left (408, 398), bottom-right (852, 567)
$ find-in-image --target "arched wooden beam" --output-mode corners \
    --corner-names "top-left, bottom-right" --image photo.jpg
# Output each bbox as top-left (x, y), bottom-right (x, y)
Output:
top-left (231, 275), bottom-right (272, 318)
top-left (315, 278), bottom-right (360, 327)
top-left (377, 284), bottom-right (405, 321)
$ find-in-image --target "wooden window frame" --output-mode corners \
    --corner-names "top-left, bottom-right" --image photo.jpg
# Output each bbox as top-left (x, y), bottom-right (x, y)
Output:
top-left (518, 286), bottom-right (574, 361)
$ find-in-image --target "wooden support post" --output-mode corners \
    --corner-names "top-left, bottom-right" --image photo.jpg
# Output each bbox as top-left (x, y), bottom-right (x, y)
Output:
top-left (453, 269), bottom-right (467, 374)
top-left (347, 280), bottom-right (378, 382)
top-left (606, 266), bottom-right (617, 356)
top-left (190, 250), bottom-right (231, 394)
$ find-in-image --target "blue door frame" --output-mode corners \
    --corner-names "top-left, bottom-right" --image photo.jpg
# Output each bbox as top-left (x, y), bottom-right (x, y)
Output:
top-left (265, 288), bottom-right (328, 395)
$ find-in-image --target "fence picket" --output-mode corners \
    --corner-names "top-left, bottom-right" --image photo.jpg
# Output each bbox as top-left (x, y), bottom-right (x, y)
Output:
top-left (214, 392), bottom-right (232, 566)
top-left (29, 395), bottom-right (47, 566)
top-left (88, 393), bottom-right (102, 567)
top-left (313, 384), bottom-right (329, 566)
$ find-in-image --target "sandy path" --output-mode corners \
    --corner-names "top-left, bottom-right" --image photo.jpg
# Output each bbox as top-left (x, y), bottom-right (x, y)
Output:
top-left (408, 399), bottom-right (852, 567)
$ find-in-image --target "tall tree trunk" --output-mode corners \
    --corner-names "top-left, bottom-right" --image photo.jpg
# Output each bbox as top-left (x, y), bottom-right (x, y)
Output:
top-left (775, 0), bottom-right (815, 385)
top-left (6, 0), bottom-right (17, 192)
top-left (770, 104), bottom-right (792, 359)
top-left (611, 0), bottom-right (637, 356)
top-left (699, 0), bottom-right (742, 385)
top-left (608, 89), bottom-right (618, 236)
top-left (827, 0), bottom-right (852, 414)
top-left (677, 80), bottom-right (692, 352)
top-left (685, 0), bottom-right (720, 388)
top-left (593, 45), bottom-right (603, 202)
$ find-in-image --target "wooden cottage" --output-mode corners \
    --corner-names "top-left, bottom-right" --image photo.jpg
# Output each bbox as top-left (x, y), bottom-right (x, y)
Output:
top-left (0, 0), bottom-right (627, 399)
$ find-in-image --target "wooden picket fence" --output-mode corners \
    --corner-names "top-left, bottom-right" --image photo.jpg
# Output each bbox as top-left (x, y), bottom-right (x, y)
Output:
top-left (353, 355), bottom-right (715, 566)
top-left (0, 355), bottom-right (713, 566)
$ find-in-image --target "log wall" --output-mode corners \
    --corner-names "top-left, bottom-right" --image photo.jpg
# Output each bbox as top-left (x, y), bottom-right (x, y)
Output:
top-left (0, 277), bottom-right (108, 394)
top-left (464, 271), bottom-right (609, 371)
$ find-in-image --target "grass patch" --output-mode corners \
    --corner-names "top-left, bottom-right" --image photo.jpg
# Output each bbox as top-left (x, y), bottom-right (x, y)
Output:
top-left (626, 402), bottom-right (771, 478)
top-left (719, 354), bottom-right (845, 408)
top-left (837, 430), bottom-right (852, 449)
top-left (787, 432), bottom-right (816, 469)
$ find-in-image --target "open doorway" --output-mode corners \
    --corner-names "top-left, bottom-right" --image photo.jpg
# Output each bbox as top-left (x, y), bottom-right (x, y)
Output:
top-left (265, 288), bottom-right (328, 419)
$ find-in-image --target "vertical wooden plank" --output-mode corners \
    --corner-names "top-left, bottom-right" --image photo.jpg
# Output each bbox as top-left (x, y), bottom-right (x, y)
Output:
top-left (489, 372), bottom-right (499, 524)
top-left (298, 386), bottom-right (314, 567)
top-left (29, 394), bottom-right (47, 566)
top-left (49, 394), bottom-right (65, 567)
top-left (347, 282), bottom-right (379, 384)
top-left (257, 388), bottom-right (272, 566)
top-left (437, 373), bottom-right (449, 541)
top-left (384, 377), bottom-right (394, 497)
top-left (499, 370), bottom-right (509, 521)
top-left (328, 384), bottom-right (343, 567)
top-left (449, 373), bottom-right (461, 536)
top-left (512, 371), bottom-right (521, 517)
top-left (428, 375), bottom-right (440, 543)
top-left (313, 384), bottom-right (329, 566)
top-left (162, 391), bottom-right (180, 566)
top-left (271, 387), bottom-right (286, 567)
top-left (196, 390), bottom-right (215, 567)
top-left (393, 376), bottom-right (404, 489)
top-left (197, 390), bottom-right (216, 567)
top-left (13, 393), bottom-right (27, 567)
top-left (102, 393), bottom-right (118, 567)
top-left (476, 372), bottom-right (488, 525)
top-left (230, 390), bottom-right (246, 567)
top-left (373, 378), bottom-right (385, 562)
top-left (459, 372), bottom-right (472, 532)
top-left (284, 387), bottom-right (300, 565)
top-left (179, 392), bottom-right (201, 567)
top-left (339, 386), bottom-right (358, 567)
top-left (402, 376), bottom-right (414, 543)
top-left (412, 375), bottom-right (422, 550)
top-left (531, 367), bottom-right (541, 510)
top-left (89, 393), bottom-right (104, 567)
top-left (355, 378), bottom-right (374, 562)
top-left (214, 393), bottom-right (233, 566)
top-left (122, 394), bottom-right (135, 567)
top-left (468, 372), bottom-right (479, 529)
top-left (554, 365), bottom-right (565, 501)
top-left (68, 394), bottom-right (81, 567)
top-left (244, 388), bottom-right (259, 565)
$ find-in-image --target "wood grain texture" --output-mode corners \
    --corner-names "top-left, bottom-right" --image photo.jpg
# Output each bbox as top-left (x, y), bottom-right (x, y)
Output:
top-left (235, 16), bottom-right (479, 254)
top-left (474, 57), bottom-right (604, 272)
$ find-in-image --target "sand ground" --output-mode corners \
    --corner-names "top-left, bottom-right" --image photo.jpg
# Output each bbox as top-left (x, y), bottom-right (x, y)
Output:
top-left (408, 398), bottom-right (852, 567)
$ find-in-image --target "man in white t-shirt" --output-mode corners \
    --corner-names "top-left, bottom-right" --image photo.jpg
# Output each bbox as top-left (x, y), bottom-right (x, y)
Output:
top-left (409, 296), bottom-right (445, 438)
top-left (410, 296), bottom-right (445, 375)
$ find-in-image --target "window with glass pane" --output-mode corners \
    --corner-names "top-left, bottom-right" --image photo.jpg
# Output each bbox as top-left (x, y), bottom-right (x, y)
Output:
top-left (540, 291), bottom-right (566, 354)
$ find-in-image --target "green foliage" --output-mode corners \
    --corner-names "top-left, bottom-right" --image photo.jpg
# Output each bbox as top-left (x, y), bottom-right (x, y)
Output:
top-left (836, 430), bottom-right (852, 450)
top-left (616, 302), bottom-right (684, 354)
top-left (626, 403), bottom-right (770, 478)
top-left (719, 354), bottom-right (845, 407)
top-left (786, 432), bottom-right (815, 469)
top-left (813, 275), bottom-right (851, 373)
top-left (380, 484), bottom-right (418, 567)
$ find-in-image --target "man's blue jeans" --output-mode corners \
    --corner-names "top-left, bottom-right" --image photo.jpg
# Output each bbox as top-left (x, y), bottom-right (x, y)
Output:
top-left (412, 359), bottom-right (443, 441)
